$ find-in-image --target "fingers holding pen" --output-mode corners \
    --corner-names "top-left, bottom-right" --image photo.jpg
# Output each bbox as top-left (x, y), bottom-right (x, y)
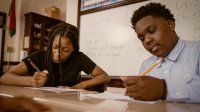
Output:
top-left (121, 76), bottom-right (166, 101)
top-left (32, 70), bottom-right (48, 87)
top-left (120, 76), bottom-right (140, 86)
top-left (120, 76), bottom-right (146, 99)
top-left (125, 84), bottom-right (145, 100)
top-left (120, 76), bottom-right (139, 96)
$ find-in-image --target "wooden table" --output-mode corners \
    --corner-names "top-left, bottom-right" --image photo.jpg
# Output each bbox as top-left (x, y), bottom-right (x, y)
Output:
top-left (0, 85), bottom-right (199, 112)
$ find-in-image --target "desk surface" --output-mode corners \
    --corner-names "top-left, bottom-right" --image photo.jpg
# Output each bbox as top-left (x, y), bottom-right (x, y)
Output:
top-left (0, 85), bottom-right (199, 112)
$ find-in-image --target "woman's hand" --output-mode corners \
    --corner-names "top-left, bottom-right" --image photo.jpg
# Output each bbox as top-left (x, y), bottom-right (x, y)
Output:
top-left (32, 70), bottom-right (48, 87)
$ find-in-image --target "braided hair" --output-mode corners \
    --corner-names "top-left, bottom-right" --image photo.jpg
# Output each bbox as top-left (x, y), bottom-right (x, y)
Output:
top-left (44, 22), bottom-right (79, 86)
top-left (131, 2), bottom-right (175, 29)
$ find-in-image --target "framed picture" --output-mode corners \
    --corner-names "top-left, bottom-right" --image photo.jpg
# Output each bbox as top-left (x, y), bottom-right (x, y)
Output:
top-left (80, 0), bottom-right (123, 11)
top-left (79, 0), bottom-right (147, 15)
top-left (0, 12), bottom-right (6, 28)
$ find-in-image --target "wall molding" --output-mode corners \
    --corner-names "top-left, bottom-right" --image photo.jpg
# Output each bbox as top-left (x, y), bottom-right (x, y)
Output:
top-left (2, 61), bottom-right (20, 65)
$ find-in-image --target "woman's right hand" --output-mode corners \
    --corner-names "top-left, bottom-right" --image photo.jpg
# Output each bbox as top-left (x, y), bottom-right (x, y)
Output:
top-left (31, 70), bottom-right (48, 87)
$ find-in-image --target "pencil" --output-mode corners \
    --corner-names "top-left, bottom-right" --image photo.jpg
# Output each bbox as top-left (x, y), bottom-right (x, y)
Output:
top-left (28, 59), bottom-right (41, 72)
top-left (140, 58), bottom-right (163, 76)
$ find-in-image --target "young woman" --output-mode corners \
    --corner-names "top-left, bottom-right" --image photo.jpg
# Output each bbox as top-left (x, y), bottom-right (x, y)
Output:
top-left (0, 22), bottom-right (110, 92)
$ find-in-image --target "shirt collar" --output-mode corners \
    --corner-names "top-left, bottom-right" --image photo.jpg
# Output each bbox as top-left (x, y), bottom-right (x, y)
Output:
top-left (166, 39), bottom-right (185, 62)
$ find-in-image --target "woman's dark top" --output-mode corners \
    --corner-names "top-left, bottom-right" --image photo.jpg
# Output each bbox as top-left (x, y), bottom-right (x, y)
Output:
top-left (22, 50), bottom-right (96, 87)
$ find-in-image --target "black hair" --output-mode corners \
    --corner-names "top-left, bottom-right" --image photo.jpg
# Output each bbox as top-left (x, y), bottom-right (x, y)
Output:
top-left (131, 2), bottom-right (175, 29)
top-left (44, 22), bottom-right (79, 86)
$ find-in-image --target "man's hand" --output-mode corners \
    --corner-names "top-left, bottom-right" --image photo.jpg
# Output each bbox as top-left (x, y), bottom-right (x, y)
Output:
top-left (121, 76), bottom-right (166, 101)
top-left (32, 70), bottom-right (48, 87)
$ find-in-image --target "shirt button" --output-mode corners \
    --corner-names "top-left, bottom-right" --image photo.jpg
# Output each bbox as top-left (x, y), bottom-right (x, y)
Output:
top-left (164, 71), bottom-right (168, 74)
top-left (171, 62), bottom-right (173, 64)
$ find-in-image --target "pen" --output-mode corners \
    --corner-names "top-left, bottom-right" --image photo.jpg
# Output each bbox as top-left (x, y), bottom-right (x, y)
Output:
top-left (140, 58), bottom-right (163, 76)
top-left (28, 59), bottom-right (41, 72)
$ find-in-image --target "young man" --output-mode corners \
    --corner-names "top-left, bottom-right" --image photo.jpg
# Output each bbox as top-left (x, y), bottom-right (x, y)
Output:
top-left (121, 2), bottom-right (200, 103)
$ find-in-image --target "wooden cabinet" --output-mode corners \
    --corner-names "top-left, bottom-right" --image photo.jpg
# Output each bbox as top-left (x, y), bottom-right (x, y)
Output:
top-left (23, 12), bottom-right (63, 54)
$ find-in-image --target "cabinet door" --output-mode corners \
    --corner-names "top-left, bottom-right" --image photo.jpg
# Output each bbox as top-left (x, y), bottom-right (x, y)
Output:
top-left (32, 22), bottom-right (42, 51)
top-left (24, 12), bottom-right (63, 54)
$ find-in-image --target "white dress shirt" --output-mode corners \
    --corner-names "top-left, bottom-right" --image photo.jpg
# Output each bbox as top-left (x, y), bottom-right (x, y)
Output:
top-left (140, 39), bottom-right (200, 103)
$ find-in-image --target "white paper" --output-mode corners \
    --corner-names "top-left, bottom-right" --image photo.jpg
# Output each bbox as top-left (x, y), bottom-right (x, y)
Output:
top-left (26, 87), bottom-right (86, 93)
top-left (81, 91), bottom-right (160, 104)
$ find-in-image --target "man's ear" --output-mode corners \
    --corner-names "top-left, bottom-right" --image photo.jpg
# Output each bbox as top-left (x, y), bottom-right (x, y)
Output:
top-left (167, 20), bottom-right (175, 31)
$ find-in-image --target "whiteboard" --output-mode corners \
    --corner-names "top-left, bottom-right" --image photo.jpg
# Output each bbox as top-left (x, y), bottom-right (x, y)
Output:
top-left (79, 0), bottom-right (200, 76)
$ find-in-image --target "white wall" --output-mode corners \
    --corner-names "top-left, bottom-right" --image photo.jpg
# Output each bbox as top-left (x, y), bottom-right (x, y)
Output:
top-left (0, 0), bottom-right (11, 12)
top-left (21, 0), bottom-right (67, 21)
top-left (66, 0), bottom-right (78, 27)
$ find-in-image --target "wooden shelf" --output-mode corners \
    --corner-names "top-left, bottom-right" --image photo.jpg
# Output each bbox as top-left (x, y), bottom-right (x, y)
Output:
top-left (33, 45), bottom-right (40, 50)
top-left (23, 12), bottom-right (63, 54)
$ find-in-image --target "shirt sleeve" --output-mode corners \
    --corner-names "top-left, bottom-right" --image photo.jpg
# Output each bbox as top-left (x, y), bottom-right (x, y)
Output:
top-left (22, 51), bottom-right (44, 76)
top-left (79, 52), bottom-right (96, 74)
top-left (166, 44), bottom-right (200, 103)
top-left (170, 52), bottom-right (200, 103)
